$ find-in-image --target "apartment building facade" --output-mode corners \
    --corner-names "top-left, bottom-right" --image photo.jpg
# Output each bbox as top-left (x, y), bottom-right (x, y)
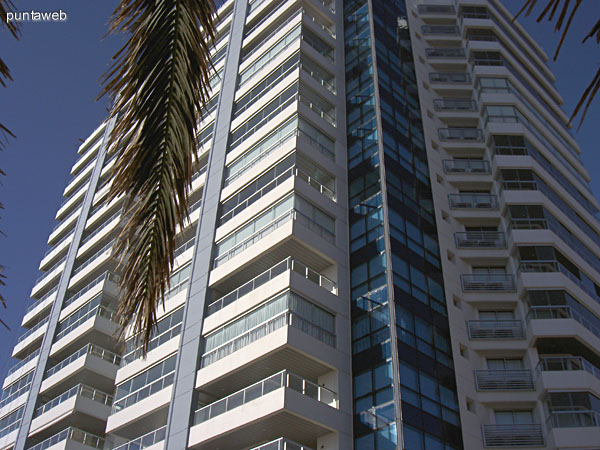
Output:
top-left (1, 0), bottom-right (599, 449)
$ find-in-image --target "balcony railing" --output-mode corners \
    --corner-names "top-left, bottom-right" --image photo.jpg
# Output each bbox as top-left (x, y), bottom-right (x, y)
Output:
top-left (468, 320), bottom-right (525, 339)
top-left (45, 344), bottom-right (121, 379)
top-left (35, 256), bottom-right (67, 284)
top-left (27, 427), bottom-right (104, 450)
top-left (113, 426), bottom-right (166, 450)
top-left (55, 305), bottom-right (116, 342)
top-left (434, 98), bottom-right (477, 111)
top-left (482, 424), bottom-right (544, 447)
top-left (249, 438), bottom-right (314, 450)
top-left (448, 193), bottom-right (498, 209)
top-left (63, 271), bottom-right (120, 309)
top-left (71, 240), bottom-right (114, 277)
top-left (44, 231), bottom-right (73, 257)
top-left (16, 317), bottom-right (49, 344)
top-left (418, 4), bottom-right (455, 14)
top-left (80, 209), bottom-right (123, 247)
top-left (6, 349), bottom-right (40, 376)
top-left (547, 410), bottom-right (600, 429)
top-left (527, 305), bottom-right (600, 342)
top-left (429, 72), bottom-right (471, 84)
top-left (438, 127), bottom-right (484, 141)
top-left (422, 25), bottom-right (460, 35)
top-left (194, 370), bottom-right (337, 425)
top-left (34, 384), bottom-right (113, 418)
top-left (426, 47), bottom-right (465, 58)
top-left (27, 286), bottom-right (58, 313)
top-left (214, 209), bottom-right (334, 268)
top-left (461, 274), bottom-right (515, 291)
top-left (475, 370), bottom-right (534, 390)
top-left (220, 165), bottom-right (335, 224)
top-left (201, 310), bottom-right (335, 367)
top-left (455, 231), bottom-right (506, 248)
top-left (537, 356), bottom-right (600, 382)
top-left (207, 257), bottom-right (336, 316)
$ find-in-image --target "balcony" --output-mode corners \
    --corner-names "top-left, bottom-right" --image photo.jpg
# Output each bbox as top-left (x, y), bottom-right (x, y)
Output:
top-left (547, 410), bottom-right (600, 429)
top-left (438, 127), bottom-right (484, 141)
top-left (527, 305), bottom-right (600, 342)
top-left (425, 47), bottom-right (465, 59)
top-left (193, 370), bottom-right (337, 425)
top-left (443, 159), bottom-right (490, 174)
top-left (422, 25), bottom-right (460, 35)
top-left (45, 344), bottom-right (121, 379)
top-left (418, 4), bottom-right (455, 14)
top-left (482, 424), bottom-right (544, 447)
top-left (213, 209), bottom-right (335, 269)
top-left (434, 98), bottom-right (477, 111)
top-left (207, 257), bottom-right (336, 316)
top-left (35, 384), bottom-right (113, 418)
top-left (449, 193), bottom-right (499, 210)
top-left (249, 438), bottom-right (314, 450)
top-left (468, 320), bottom-right (525, 339)
top-left (113, 426), bottom-right (166, 450)
top-left (455, 231), bottom-right (506, 248)
top-left (13, 317), bottom-right (49, 357)
top-left (461, 274), bottom-right (515, 291)
top-left (475, 370), bottom-right (534, 390)
top-left (537, 356), bottom-right (600, 382)
top-left (27, 427), bottom-right (104, 450)
top-left (429, 72), bottom-right (471, 84)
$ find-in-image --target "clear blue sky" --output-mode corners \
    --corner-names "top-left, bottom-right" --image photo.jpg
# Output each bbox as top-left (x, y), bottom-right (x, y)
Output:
top-left (1, 0), bottom-right (599, 377)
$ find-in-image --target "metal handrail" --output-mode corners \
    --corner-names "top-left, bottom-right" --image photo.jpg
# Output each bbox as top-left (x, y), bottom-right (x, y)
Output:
top-left (6, 349), bottom-right (40, 376)
top-left (55, 305), bottom-right (117, 342)
top-left (249, 438), bottom-right (314, 450)
top-left (35, 256), bottom-right (67, 284)
top-left (45, 344), bottom-right (121, 378)
top-left (27, 286), bottom-right (58, 313)
top-left (43, 231), bottom-right (74, 257)
top-left (537, 356), bottom-right (600, 381)
top-left (112, 426), bottom-right (166, 450)
top-left (429, 72), bottom-right (471, 84)
top-left (202, 310), bottom-right (335, 367)
top-left (448, 193), bottom-right (498, 209)
top-left (461, 273), bottom-right (515, 291)
top-left (434, 98), bottom-right (477, 111)
top-left (422, 25), bottom-right (460, 35)
top-left (547, 410), bottom-right (600, 429)
top-left (527, 305), bottom-right (600, 341)
top-left (438, 127), bottom-right (484, 141)
top-left (425, 47), bottom-right (465, 58)
top-left (454, 231), bottom-right (506, 248)
top-left (207, 256), bottom-right (336, 316)
top-left (474, 369), bottom-right (534, 390)
top-left (443, 159), bottom-right (490, 174)
top-left (71, 240), bottom-right (115, 276)
top-left (35, 384), bottom-right (113, 417)
top-left (80, 209), bottom-right (123, 246)
top-left (194, 369), bottom-right (337, 424)
top-left (482, 424), bottom-right (544, 447)
top-left (467, 320), bottom-right (525, 339)
top-left (16, 317), bottom-right (49, 344)
top-left (64, 271), bottom-right (120, 309)
top-left (27, 427), bottom-right (104, 450)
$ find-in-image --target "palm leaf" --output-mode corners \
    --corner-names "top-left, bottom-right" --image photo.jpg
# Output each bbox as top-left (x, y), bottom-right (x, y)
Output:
top-left (99, 0), bottom-right (216, 353)
top-left (514, 0), bottom-right (600, 127)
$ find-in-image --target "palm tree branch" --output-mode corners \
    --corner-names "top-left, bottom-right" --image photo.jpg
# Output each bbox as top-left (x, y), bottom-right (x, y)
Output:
top-left (99, 0), bottom-right (215, 351)
top-left (569, 65), bottom-right (600, 129)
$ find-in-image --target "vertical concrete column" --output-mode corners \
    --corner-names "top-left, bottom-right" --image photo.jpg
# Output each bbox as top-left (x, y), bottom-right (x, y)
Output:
top-left (13, 119), bottom-right (115, 450)
top-left (163, 0), bottom-right (248, 448)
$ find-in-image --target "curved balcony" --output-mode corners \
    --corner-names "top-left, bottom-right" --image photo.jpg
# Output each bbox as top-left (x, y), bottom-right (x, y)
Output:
top-left (537, 356), bottom-right (600, 382)
top-left (34, 384), bottom-right (113, 418)
top-left (547, 410), bottom-right (600, 429)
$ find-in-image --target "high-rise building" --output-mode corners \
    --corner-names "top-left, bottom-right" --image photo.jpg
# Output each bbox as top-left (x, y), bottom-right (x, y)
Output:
top-left (2, 0), bottom-right (599, 449)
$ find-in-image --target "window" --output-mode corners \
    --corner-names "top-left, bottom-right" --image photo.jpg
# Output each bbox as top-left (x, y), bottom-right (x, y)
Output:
top-left (495, 410), bottom-right (534, 424)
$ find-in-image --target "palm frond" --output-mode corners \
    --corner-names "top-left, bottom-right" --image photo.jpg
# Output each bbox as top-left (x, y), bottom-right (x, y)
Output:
top-left (569, 65), bottom-right (600, 129)
top-left (0, 0), bottom-right (21, 87)
top-left (99, 0), bottom-right (216, 353)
